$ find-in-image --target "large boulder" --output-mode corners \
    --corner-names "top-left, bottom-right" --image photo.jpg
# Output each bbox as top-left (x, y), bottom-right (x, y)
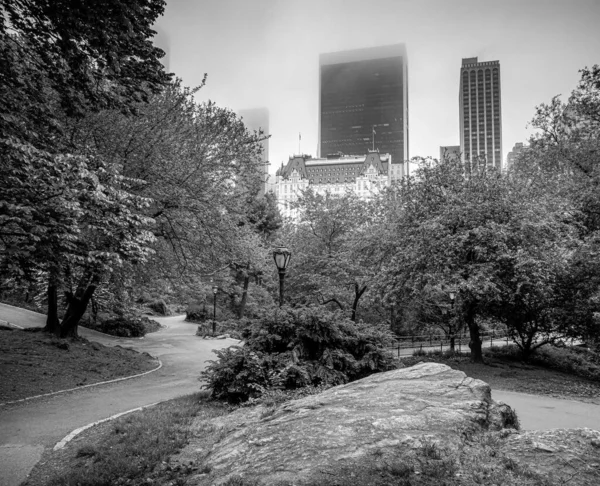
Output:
top-left (180, 363), bottom-right (517, 485)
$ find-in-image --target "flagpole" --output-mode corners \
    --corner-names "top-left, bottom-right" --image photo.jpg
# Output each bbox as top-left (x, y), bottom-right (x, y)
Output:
top-left (299, 132), bottom-right (301, 155)
top-left (372, 126), bottom-right (375, 151)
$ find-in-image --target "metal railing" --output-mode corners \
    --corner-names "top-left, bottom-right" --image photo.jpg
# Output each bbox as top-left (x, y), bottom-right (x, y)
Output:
top-left (389, 329), bottom-right (511, 358)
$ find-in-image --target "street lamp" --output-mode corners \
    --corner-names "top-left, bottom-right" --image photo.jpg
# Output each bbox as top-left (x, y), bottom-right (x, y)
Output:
top-left (273, 247), bottom-right (292, 307)
top-left (212, 285), bottom-right (218, 336)
top-left (448, 291), bottom-right (456, 350)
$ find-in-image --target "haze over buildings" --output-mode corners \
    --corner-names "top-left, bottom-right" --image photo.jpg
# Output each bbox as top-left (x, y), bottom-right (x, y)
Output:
top-left (237, 108), bottom-right (270, 194)
top-left (154, 0), bottom-right (600, 175)
top-left (319, 44), bottom-right (409, 178)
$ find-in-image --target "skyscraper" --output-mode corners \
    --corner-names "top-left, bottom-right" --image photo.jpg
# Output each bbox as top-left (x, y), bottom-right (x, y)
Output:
top-left (238, 108), bottom-right (270, 195)
top-left (459, 57), bottom-right (502, 169)
top-left (319, 44), bottom-right (408, 178)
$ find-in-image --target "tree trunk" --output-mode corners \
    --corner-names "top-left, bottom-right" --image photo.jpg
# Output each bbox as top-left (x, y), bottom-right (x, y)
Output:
top-left (59, 272), bottom-right (99, 338)
top-left (44, 280), bottom-right (61, 335)
top-left (351, 284), bottom-right (367, 322)
top-left (465, 306), bottom-right (484, 363)
top-left (238, 273), bottom-right (250, 319)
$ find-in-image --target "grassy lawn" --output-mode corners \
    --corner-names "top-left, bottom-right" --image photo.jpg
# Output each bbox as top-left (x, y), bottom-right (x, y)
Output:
top-left (401, 344), bottom-right (600, 404)
top-left (0, 325), bottom-right (158, 403)
top-left (23, 393), bottom-right (233, 486)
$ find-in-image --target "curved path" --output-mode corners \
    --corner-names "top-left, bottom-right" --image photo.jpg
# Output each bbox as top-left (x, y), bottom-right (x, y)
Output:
top-left (0, 303), bottom-right (237, 486)
top-left (493, 390), bottom-right (600, 431)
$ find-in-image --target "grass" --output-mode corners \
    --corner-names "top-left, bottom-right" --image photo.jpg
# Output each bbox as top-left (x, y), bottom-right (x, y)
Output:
top-left (23, 393), bottom-right (233, 486)
top-left (403, 344), bottom-right (600, 404)
top-left (0, 326), bottom-right (158, 403)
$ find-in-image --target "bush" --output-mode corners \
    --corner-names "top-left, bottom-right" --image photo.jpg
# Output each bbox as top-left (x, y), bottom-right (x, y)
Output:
top-left (148, 299), bottom-right (170, 316)
top-left (98, 316), bottom-right (151, 337)
top-left (200, 306), bottom-right (397, 402)
top-left (195, 317), bottom-right (252, 339)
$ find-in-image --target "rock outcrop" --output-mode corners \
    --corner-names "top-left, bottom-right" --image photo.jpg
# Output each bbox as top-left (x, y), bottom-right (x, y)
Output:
top-left (180, 363), bottom-right (518, 485)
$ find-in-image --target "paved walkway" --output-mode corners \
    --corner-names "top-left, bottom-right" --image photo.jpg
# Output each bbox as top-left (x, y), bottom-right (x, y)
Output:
top-left (493, 390), bottom-right (600, 431)
top-left (0, 303), bottom-right (599, 486)
top-left (0, 304), bottom-right (236, 486)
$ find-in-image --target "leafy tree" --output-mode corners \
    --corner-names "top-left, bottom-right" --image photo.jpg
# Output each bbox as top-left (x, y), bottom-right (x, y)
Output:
top-left (286, 189), bottom-right (375, 321)
top-left (366, 158), bottom-right (580, 362)
top-left (66, 80), bottom-right (273, 319)
top-left (0, 140), bottom-right (154, 336)
top-left (1, 0), bottom-right (170, 121)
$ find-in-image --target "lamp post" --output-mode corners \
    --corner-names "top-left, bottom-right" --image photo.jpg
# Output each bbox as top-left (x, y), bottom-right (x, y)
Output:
top-left (212, 285), bottom-right (218, 336)
top-left (449, 291), bottom-right (456, 351)
top-left (273, 247), bottom-right (292, 307)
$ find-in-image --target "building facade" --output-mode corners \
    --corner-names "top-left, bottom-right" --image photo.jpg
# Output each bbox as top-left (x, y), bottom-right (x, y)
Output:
top-left (459, 57), bottom-right (502, 169)
top-left (273, 151), bottom-right (394, 219)
top-left (238, 107), bottom-right (270, 195)
top-left (319, 44), bottom-right (408, 179)
top-left (506, 142), bottom-right (529, 169)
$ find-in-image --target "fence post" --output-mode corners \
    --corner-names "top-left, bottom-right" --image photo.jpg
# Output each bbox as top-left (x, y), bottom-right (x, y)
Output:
top-left (440, 340), bottom-right (443, 352)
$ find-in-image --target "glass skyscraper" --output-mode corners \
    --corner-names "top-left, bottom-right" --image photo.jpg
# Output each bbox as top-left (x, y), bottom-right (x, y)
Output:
top-left (318, 44), bottom-right (408, 177)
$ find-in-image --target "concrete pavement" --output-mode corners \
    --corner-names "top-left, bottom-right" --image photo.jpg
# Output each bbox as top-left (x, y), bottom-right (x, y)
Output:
top-left (493, 390), bottom-right (600, 431)
top-left (0, 304), bottom-right (237, 486)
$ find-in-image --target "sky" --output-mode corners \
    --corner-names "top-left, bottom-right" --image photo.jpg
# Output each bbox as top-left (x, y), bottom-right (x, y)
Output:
top-left (153, 0), bottom-right (600, 175)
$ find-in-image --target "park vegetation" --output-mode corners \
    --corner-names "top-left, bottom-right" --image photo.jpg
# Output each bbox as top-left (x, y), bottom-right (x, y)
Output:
top-left (1, 2), bottom-right (599, 398)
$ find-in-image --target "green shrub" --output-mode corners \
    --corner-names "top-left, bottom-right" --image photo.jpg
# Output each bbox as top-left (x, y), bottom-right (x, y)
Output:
top-left (201, 306), bottom-right (397, 402)
top-left (196, 317), bottom-right (252, 339)
top-left (99, 316), bottom-right (147, 337)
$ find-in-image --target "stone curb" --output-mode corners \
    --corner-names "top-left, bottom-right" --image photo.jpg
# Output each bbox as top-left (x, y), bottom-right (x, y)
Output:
top-left (53, 401), bottom-right (162, 450)
top-left (0, 359), bottom-right (163, 407)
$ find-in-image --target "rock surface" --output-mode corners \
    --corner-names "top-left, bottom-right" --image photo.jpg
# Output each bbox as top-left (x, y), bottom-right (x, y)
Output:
top-left (180, 363), bottom-right (517, 485)
top-left (498, 428), bottom-right (600, 485)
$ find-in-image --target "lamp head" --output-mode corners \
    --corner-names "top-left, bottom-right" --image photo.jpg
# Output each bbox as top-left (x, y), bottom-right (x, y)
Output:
top-left (273, 246), bottom-right (292, 272)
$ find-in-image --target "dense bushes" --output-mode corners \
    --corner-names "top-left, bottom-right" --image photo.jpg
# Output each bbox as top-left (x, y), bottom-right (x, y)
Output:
top-left (91, 315), bottom-right (159, 337)
top-left (200, 307), bottom-right (397, 402)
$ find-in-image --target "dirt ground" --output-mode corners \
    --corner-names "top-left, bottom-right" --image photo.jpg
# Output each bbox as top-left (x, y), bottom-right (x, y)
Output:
top-left (401, 355), bottom-right (600, 405)
top-left (0, 325), bottom-right (159, 403)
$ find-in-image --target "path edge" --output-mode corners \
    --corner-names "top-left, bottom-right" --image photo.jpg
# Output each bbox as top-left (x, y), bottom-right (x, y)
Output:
top-left (0, 359), bottom-right (163, 407)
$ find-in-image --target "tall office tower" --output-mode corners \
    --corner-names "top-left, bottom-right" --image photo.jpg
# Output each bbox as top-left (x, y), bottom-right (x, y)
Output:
top-left (238, 108), bottom-right (270, 195)
top-left (459, 57), bottom-right (502, 169)
top-left (319, 44), bottom-right (409, 178)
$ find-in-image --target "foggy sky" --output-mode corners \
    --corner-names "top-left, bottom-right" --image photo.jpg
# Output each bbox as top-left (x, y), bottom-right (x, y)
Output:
top-left (153, 0), bottom-right (600, 174)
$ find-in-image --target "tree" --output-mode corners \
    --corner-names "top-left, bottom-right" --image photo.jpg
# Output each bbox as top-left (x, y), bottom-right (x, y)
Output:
top-left (0, 140), bottom-right (155, 337)
top-left (285, 189), bottom-right (375, 321)
top-left (1, 0), bottom-right (170, 121)
top-left (366, 158), bottom-right (580, 362)
top-left (64, 80), bottom-right (271, 318)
